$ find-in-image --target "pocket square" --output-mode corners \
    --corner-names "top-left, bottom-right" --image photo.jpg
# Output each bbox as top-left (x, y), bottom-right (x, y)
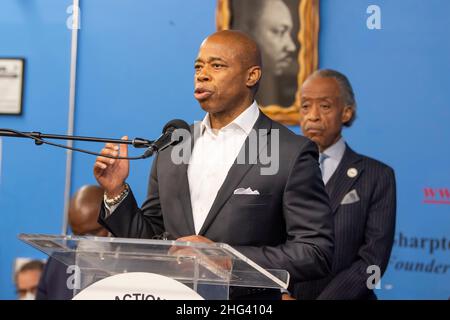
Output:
top-left (341, 189), bottom-right (360, 205)
top-left (233, 187), bottom-right (260, 195)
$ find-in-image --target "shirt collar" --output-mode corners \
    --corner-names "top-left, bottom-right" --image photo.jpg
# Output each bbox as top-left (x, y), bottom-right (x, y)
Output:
top-left (321, 137), bottom-right (346, 163)
top-left (200, 101), bottom-right (260, 135)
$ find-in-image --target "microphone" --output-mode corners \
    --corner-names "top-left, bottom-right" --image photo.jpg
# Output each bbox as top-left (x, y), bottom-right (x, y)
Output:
top-left (143, 119), bottom-right (190, 158)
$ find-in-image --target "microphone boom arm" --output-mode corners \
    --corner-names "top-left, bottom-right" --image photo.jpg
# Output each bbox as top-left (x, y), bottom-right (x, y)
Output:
top-left (0, 129), bottom-right (153, 148)
top-left (0, 118), bottom-right (189, 160)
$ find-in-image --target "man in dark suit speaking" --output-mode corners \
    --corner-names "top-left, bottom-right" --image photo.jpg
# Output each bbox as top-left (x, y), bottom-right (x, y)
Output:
top-left (295, 69), bottom-right (396, 299)
top-left (93, 30), bottom-right (334, 299)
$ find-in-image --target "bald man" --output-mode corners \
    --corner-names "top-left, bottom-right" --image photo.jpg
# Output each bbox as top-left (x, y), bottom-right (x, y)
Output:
top-left (94, 30), bottom-right (333, 299)
top-left (68, 185), bottom-right (109, 237)
top-left (36, 185), bottom-right (107, 300)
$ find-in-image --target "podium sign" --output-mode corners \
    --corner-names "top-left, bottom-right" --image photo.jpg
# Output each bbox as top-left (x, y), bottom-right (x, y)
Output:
top-left (72, 272), bottom-right (205, 300)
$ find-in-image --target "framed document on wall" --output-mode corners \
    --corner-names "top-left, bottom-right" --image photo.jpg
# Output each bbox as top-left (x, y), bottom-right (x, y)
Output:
top-left (0, 58), bottom-right (25, 115)
top-left (216, 0), bottom-right (319, 125)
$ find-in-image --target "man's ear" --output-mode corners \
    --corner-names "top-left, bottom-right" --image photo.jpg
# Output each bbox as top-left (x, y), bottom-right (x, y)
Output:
top-left (342, 105), bottom-right (354, 124)
top-left (246, 66), bottom-right (262, 87)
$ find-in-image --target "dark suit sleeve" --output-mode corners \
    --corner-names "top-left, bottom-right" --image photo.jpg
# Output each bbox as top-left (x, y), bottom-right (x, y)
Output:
top-left (317, 167), bottom-right (396, 299)
top-left (36, 259), bottom-right (50, 300)
top-left (36, 257), bottom-right (73, 300)
top-left (98, 155), bottom-right (165, 239)
top-left (234, 140), bottom-right (334, 285)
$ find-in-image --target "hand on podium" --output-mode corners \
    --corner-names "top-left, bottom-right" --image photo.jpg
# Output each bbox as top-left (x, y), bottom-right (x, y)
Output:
top-left (168, 235), bottom-right (233, 274)
top-left (176, 235), bottom-right (214, 244)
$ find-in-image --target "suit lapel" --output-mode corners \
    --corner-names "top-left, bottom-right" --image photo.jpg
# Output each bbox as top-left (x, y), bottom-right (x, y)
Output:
top-left (198, 113), bottom-right (272, 235)
top-left (326, 145), bottom-right (364, 213)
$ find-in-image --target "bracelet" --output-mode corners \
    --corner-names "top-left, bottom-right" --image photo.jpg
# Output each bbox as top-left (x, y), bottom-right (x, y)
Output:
top-left (104, 183), bottom-right (129, 206)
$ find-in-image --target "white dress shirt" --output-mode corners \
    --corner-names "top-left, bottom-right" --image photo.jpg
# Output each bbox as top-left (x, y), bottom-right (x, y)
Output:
top-left (188, 101), bottom-right (260, 234)
top-left (320, 137), bottom-right (346, 185)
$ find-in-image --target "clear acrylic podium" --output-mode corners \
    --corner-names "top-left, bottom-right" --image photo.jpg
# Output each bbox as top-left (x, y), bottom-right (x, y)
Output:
top-left (19, 233), bottom-right (289, 300)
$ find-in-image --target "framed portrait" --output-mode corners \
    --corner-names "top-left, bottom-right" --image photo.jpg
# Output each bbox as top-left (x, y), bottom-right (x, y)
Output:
top-left (0, 58), bottom-right (25, 115)
top-left (216, 0), bottom-right (319, 125)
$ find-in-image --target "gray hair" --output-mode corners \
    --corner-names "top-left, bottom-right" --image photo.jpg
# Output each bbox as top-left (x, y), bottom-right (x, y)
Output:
top-left (310, 69), bottom-right (357, 127)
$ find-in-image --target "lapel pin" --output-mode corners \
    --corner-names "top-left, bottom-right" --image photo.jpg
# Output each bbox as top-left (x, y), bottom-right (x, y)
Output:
top-left (347, 168), bottom-right (358, 178)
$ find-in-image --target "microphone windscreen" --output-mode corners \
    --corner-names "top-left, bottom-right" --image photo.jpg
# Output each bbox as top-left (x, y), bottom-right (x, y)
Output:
top-left (162, 119), bottom-right (190, 133)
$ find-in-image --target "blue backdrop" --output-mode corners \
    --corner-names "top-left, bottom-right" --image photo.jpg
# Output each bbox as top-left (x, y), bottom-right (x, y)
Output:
top-left (0, 0), bottom-right (448, 299)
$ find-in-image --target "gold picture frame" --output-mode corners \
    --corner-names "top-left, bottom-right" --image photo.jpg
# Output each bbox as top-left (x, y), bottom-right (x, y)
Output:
top-left (216, 0), bottom-right (319, 125)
